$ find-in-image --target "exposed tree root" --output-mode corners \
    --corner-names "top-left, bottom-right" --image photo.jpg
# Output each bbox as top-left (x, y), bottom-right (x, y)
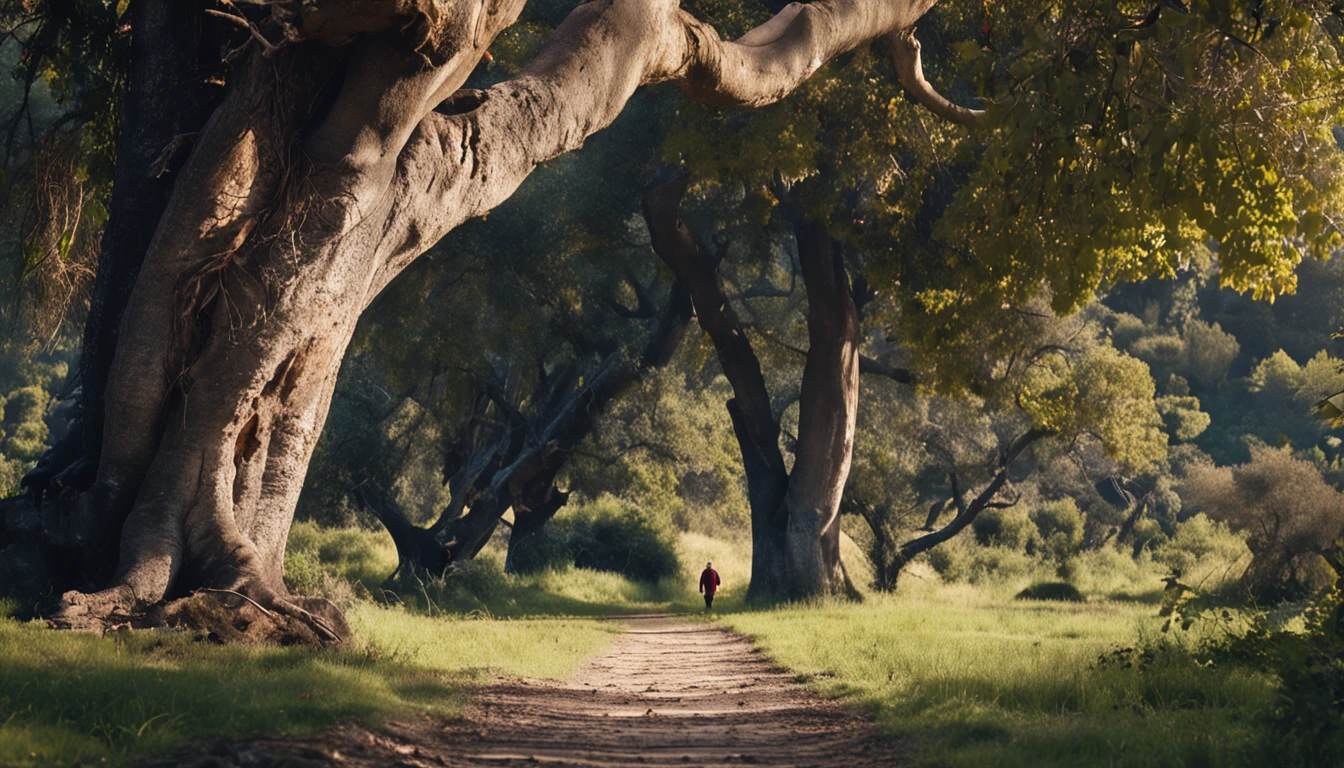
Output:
top-left (47, 584), bottom-right (349, 647)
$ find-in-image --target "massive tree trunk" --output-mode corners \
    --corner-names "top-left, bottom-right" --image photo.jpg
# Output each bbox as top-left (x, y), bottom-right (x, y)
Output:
top-left (643, 172), bottom-right (860, 600)
top-left (11, 0), bottom-right (224, 590)
top-left (1, 0), bottom-right (952, 638)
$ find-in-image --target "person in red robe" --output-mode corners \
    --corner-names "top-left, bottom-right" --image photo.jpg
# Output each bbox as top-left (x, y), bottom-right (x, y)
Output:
top-left (699, 562), bottom-right (721, 611)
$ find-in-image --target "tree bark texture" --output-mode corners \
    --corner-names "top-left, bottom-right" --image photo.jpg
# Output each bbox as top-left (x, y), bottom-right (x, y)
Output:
top-left (644, 172), bottom-right (860, 600)
top-left (2, 0), bottom-right (951, 636)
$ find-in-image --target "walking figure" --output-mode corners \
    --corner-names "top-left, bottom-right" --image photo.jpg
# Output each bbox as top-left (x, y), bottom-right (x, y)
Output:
top-left (699, 561), bottom-right (720, 611)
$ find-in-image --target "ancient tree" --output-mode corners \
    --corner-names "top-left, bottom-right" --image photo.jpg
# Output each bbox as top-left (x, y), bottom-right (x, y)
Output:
top-left (1, 0), bottom-right (964, 637)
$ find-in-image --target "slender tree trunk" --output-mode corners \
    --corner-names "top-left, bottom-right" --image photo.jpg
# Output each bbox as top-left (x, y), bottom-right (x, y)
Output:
top-left (780, 219), bottom-right (861, 598)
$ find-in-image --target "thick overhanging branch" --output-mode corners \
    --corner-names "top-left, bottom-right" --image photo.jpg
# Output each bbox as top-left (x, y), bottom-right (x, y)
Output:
top-left (888, 28), bottom-right (985, 127)
top-left (374, 0), bottom-right (945, 286)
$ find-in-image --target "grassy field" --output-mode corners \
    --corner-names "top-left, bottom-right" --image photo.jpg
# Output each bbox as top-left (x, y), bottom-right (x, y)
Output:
top-left (0, 522), bottom-right (1289, 768)
top-left (286, 521), bottom-right (766, 616)
top-left (0, 602), bottom-right (617, 767)
top-left (720, 579), bottom-right (1278, 768)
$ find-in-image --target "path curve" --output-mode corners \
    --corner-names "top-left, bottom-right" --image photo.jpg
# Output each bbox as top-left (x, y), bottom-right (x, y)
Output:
top-left (194, 616), bottom-right (899, 767)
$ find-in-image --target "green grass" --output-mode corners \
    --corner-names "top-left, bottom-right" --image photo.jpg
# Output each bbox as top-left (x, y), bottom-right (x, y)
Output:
top-left (719, 581), bottom-right (1278, 768)
top-left (316, 527), bottom-right (765, 618)
top-left (0, 603), bottom-right (617, 767)
top-left (2, 521), bottom-right (1277, 768)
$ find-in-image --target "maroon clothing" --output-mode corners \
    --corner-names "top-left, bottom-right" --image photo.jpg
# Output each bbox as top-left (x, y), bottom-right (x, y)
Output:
top-left (699, 568), bottom-right (720, 596)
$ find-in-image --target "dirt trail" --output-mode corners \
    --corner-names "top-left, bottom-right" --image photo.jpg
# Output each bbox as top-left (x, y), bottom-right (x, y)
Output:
top-left (198, 616), bottom-right (899, 767)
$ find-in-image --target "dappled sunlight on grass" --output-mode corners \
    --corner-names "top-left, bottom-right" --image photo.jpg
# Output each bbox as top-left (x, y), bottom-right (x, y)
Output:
top-left (722, 583), bottom-right (1277, 768)
top-left (0, 604), bottom-right (616, 767)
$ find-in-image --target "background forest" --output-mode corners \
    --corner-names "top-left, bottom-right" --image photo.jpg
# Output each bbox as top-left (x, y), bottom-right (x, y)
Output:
top-left (1, 0), bottom-right (1343, 766)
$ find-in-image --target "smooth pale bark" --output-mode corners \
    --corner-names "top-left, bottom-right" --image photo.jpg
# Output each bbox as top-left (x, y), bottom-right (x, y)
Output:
top-left (4, 0), bottom-right (979, 637)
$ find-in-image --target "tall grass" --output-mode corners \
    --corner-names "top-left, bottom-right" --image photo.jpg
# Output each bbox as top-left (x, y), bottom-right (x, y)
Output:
top-left (720, 580), bottom-right (1278, 767)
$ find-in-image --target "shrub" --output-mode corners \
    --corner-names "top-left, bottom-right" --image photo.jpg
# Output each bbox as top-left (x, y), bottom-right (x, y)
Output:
top-left (1015, 582), bottom-right (1085, 602)
top-left (567, 501), bottom-right (680, 582)
top-left (510, 496), bottom-right (680, 583)
top-left (1071, 546), bottom-right (1156, 597)
top-left (1158, 547), bottom-right (1344, 766)
top-left (925, 538), bottom-right (1047, 586)
top-left (282, 547), bottom-right (326, 595)
top-left (509, 526), bottom-right (572, 574)
top-left (1031, 499), bottom-right (1085, 575)
top-left (1153, 514), bottom-right (1249, 583)
top-left (972, 508), bottom-right (1035, 551)
top-left (445, 556), bottom-right (508, 603)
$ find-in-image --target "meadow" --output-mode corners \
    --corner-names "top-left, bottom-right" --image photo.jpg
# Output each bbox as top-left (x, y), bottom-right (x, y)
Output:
top-left (722, 584), bottom-right (1277, 768)
top-left (0, 525), bottom-right (1308, 767)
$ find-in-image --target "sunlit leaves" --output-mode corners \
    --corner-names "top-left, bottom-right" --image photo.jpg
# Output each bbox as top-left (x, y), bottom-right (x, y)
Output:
top-left (1020, 344), bottom-right (1167, 472)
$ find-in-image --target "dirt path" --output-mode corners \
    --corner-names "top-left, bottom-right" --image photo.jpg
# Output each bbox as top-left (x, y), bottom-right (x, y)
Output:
top-left (200, 616), bottom-right (899, 767)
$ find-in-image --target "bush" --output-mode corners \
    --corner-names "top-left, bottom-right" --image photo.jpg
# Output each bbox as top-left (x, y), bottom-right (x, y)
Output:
top-left (925, 538), bottom-right (1047, 586)
top-left (1071, 546), bottom-right (1158, 597)
top-left (972, 508), bottom-right (1035, 551)
top-left (1153, 514), bottom-right (1249, 583)
top-left (444, 557), bottom-right (509, 603)
top-left (510, 496), bottom-right (680, 583)
top-left (1015, 582), bottom-right (1085, 602)
top-left (1031, 499), bottom-right (1085, 575)
top-left (509, 526), bottom-right (572, 574)
top-left (282, 547), bottom-right (326, 595)
top-left (1157, 547), bottom-right (1344, 766)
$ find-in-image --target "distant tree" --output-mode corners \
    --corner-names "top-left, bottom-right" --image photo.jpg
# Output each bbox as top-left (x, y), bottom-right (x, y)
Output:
top-left (851, 298), bottom-right (1167, 588)
top-left (1180, 446), bottom-right (1344, 598)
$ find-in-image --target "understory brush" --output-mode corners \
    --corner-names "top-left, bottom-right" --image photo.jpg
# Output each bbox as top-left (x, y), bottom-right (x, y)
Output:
top-left (1151, 547), bottom-right (1344, 766)
top-left (920, 513), bottom-right (1249, 604)
top-left (509, 496), bottom-right (681, 582)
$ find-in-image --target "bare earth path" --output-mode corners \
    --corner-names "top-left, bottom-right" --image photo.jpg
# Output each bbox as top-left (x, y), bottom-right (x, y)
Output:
top-left (197, 616), bottom-right (899, 767)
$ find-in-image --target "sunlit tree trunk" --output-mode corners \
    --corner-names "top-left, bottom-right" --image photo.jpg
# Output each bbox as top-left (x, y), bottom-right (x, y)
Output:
top-left (0, 0), bottom-right (949, 637)
top-left (643, 173), bottom-right (859, 600)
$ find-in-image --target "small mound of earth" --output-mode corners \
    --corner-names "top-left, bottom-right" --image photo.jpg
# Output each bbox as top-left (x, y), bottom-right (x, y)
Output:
top-left (181, 616), bottom-right (903, 767)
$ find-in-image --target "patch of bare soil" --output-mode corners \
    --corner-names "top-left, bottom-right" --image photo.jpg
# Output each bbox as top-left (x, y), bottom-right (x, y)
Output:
top-left (184, 616), bottom-right (902, 767)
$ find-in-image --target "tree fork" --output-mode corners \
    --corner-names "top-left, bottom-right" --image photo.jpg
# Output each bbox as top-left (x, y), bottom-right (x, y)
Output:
top-left (645, 171), bottom-right (861, 600)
